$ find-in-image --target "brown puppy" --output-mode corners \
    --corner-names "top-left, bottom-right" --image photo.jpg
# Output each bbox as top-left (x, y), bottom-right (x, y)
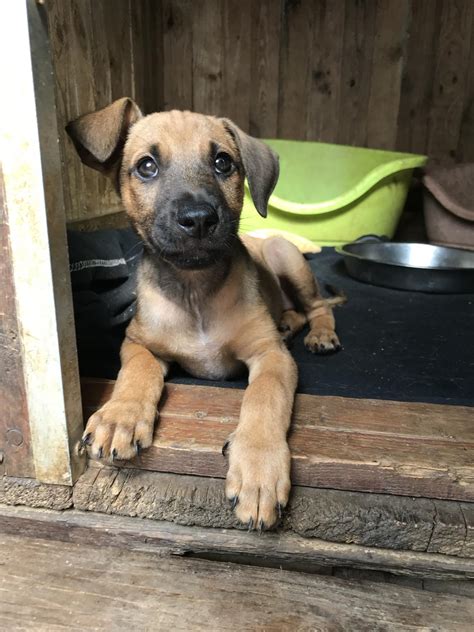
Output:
top-left (68, 98), bottom-right (342, 529)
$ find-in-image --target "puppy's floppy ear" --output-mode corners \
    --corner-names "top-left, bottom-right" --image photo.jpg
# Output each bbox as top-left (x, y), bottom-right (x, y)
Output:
top-left (221, 119), bottom-right (279, 218)
top-left (66, 97), bottom-right (142, 181)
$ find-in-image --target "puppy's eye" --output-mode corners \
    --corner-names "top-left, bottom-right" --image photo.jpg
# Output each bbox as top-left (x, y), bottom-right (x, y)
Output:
top-left (136, 157), bottom-right (158, 180)
top-left (214, 152), bottom-right (234, 176)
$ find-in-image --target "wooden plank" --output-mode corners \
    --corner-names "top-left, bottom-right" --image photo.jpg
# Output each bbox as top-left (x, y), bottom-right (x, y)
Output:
top-left (28, 0), bottom-right (85, 483)
top-left (0, 169), bottom-right (34, 479)
top-left (457, 12), bottom-right (474, 162)
top-left (47, 0), bottom-right (122, 221)
top-left (277, 0), bottom-right (313, 140)
top-left (192, 0), bottom-right (223, 116)
top-left (71, 464), bottom-right (474, 557)
top-left (0, 478), bottom-right (72, 511)
top-left (130, 0), bottom-right (164, 114)
top-left (47, 0), bottom-right (160, 221)
top-left (427, 0), bottom-right (474, 163)
top-left (249, 0), bottom-right (280, 135)
top-left (306, 0), bottom-right (345, 143)
top-left (221, 0), bottom-right (252, 129)
top-left (81, 379), bottom-right (474, 502)
top-left (0, 1), bottom-right (84, 484)
top-left (1, 531), bottom-right (473, 630)
top-left (366, 0), bottom-right (409, 150)
top-left (2, 504), bottom-right (474, 581)
top-left (337, 0), bottom-right (376, 147)
top-left (161, 0), bottom-right (194, 111)
top-left (396, 0), bottom-right (442, 155)
top-left (249, 0), bottom-right (281, 138)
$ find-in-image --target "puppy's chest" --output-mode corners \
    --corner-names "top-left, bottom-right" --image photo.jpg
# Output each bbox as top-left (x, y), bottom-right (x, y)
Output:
top-left (140, 295), bottom-right (241, 379)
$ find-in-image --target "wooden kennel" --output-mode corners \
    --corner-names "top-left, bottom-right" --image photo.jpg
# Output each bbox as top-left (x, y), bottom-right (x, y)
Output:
top-left (1, 0), bottom-right (474, 582)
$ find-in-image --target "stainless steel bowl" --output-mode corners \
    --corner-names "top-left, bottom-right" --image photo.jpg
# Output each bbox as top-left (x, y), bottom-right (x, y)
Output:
top-left (336, 239), bottom-right (474, 293)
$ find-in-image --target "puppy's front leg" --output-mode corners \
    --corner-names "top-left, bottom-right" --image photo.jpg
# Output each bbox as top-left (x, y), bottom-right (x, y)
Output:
top-left (83, 337), bottom-right (167, 460)
top-left (226, 337), bottom-right (297, 529)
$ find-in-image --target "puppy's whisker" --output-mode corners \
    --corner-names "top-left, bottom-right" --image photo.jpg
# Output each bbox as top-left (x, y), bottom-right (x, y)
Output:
top-left (123, 240), bottom-right (145, 260)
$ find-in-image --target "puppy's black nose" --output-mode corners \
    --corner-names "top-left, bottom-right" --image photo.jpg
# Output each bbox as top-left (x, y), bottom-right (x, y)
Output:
top-left (177, 205), bottom-right (219, 238)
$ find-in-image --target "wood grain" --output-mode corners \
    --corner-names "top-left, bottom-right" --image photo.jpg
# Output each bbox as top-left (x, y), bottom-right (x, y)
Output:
top-left (161, 0), bottom-right (194, 111)
top-left (45, 1), bottom-right (474, 224)
top-left (249, 0), bottom-right (281, 138)
top-left (277, 0), bottom-right (313, 140)
top-left (221, 0), bottom-right (252, 130)
top-left (70, 464), bottom-right (474, 556)
top-left (1, 504), bottom-right (474, 581)
top-left (81, 379), bottom-right (474, 502)
top-left (367, 0), bottom-right (409, 150)
top-left (306, 0), bottom-right (345, 143)
top-left (1, 531), bottom-right (473, 630)
top-left (192, 0), bottom-right (223, 116)
top-left (0, 170), bottom-right (34, 478)
top-left (337, 0), bottom-right (376, 147)
top-left (396, 0), bottom-right (442, 155)
top-left (46, 0), bottom-right (160, 221)
top-left (427, 0), bottom-right (474, 163)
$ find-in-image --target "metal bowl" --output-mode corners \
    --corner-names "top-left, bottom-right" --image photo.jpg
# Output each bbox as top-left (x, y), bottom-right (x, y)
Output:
top-left (336, 239), bottom-right (474, 293)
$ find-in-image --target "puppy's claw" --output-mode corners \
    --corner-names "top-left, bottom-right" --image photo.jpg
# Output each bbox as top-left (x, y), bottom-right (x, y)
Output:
top-left (135, 441), bottom-right (142, 456)
top-left (277, 502), bottom-right (283, 519)
top-left (80, 432), bottom-right (92, 448)
top-left (247, 518), bottom-right (254, 532)
top-left (230, 496), bottom-right (239, 510)
top-left (97, 446), bottom-right (104, 459)
top-left (111, 448), bottom-right (118, 461)
top-left (258, 519), bottom-right (266, 534)
top-left (222, 440), bottom-right (230, 457)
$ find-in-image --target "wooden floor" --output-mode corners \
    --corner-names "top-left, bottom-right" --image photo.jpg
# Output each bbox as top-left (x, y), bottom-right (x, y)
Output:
top-left (82, 379), bottom-right (474, 502)
top-left (1, 532), bottom-right (473, 631)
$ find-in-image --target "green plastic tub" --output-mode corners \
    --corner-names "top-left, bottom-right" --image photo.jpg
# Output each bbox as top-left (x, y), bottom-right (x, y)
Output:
top-left (241, 139), bottom-right (427, 246)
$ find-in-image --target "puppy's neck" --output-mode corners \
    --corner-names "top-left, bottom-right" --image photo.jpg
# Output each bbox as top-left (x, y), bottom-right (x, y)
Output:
top-left (143, 241), bottom-right (243, 309)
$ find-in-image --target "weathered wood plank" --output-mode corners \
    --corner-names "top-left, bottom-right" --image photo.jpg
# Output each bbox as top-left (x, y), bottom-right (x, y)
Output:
top-left (1, 504), bottom-right (474, 581)
top-left (221, 0), bottom-right (252, 129)
top-left (457, 8), bottom-right (474, 163)
top-left (70, 464), bottom-right (474, 558)
top-left (136, 0), bottom-right (164, 114)
top-left (192, 0), bottom-right (223, 116)
top-left (0, 1), bottom-right (84, 484)
top-left (81, 379), bottom-right (474, 502)
top-left (367, 0), bottom-right (409, 150)
top-left (161, 0), bottom-right (194, 111)
top-left (306, 0), bottom-right (345, 143)
top-left (47, 0), bottom-right (161, 221)
top-left (0, 478), bottom-right (73, 510)
top-left (0, 170), bottom-right (33, 479)
top-left (0, 532), bottom-right (473, 630)
top-left (427, 0), bottom-right (474, 163)
top-left (277, 0), bottom-right (313, 140)
top-left (249, 0), bottom-right (281, 138)
top-left (47, 0), bottom-right (121, 220)
top-left (396, 0), bottom-right (441, 155)
top-left (0, 508), bottom-right (472, 629)
top-left (337, 0), bottom-right (376, 146)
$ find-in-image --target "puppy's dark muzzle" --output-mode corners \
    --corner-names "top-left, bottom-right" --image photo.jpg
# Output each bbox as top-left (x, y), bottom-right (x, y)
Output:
top-left (177, 204), bottom-right (219, 239)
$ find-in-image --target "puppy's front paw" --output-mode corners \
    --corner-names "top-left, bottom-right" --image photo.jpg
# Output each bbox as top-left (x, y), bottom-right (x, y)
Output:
top-left (305, 329), bottom-right (341, 354)
top-left (81, 399), bottom-right (156, 461)
top-left (225, 434), bottom-right (291, 530)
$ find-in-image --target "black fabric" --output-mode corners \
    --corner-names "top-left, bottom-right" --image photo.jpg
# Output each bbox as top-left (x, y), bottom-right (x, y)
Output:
top-left (68, 228), bottom-right (142, 379)
top-left (68, 228), bottom-right (474, 406)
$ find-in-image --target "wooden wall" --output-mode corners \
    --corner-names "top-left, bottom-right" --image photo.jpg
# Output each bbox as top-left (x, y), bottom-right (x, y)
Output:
top-left (47, 0), bottom-right (162, 221)
top-left (46, 0), bottom-right (474, 222)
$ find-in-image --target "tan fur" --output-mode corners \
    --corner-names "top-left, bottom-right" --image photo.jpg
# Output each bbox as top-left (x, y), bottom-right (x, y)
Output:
top-left (70, 100), bottom-right (342, 529)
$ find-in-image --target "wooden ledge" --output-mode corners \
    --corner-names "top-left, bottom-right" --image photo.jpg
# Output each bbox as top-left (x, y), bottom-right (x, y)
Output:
top-left (81, 378), bottom-right (474, 502)
top-left (1, 504), bottom-right (474, 582)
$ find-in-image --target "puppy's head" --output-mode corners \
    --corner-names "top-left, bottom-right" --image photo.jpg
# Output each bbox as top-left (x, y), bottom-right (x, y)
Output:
top-left (67, 98), bottom-right (279, 269)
